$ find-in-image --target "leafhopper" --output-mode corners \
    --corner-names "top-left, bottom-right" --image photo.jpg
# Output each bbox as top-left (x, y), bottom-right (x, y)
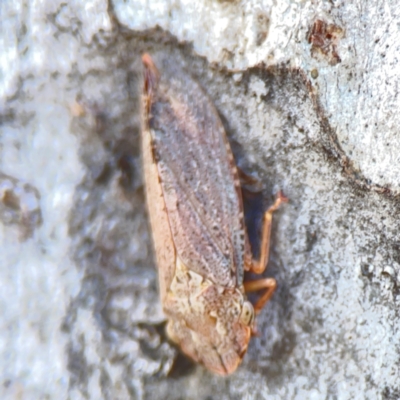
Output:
top-left (141, 53), bottom-right (286, 375)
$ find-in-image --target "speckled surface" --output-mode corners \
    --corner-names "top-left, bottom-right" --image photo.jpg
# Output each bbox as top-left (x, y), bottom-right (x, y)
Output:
top-left (1, 1), bottom-right (400, 399)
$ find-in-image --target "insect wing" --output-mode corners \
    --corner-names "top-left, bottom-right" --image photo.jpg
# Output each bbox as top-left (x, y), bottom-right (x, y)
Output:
top-left (146, 58), bottom-right (246, 288)
top-left (142, 96), bottom-right (177, 303)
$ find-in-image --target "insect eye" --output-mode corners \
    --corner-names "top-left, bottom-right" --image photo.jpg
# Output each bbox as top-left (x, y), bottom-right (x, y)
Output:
top-left (240, 301), bottom-right (254, 326)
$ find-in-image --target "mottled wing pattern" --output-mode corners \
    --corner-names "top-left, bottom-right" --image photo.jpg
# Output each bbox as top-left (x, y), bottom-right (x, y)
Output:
top-left (148, 63), bottom-right (246, 288)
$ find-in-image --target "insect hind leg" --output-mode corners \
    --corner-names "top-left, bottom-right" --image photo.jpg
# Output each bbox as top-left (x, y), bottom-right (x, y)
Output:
top-left (250, 190), bottom-right (288, 275)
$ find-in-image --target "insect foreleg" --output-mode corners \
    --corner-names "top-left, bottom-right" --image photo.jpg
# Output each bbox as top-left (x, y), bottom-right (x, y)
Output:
top-left (243, 278), bottom-right (277, 314)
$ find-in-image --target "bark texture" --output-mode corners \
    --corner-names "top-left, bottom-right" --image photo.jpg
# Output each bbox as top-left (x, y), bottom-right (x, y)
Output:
top-left (1, 1), bottom-right (400, 399)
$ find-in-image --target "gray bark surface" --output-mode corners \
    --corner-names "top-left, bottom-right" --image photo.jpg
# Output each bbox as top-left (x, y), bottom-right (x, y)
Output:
top-left (1, 1), bottom-right (399, 399)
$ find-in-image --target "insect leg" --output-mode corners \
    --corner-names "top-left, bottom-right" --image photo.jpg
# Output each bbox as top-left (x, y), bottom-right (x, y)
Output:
top-left (243, 278), bottom-right (276, 314)
top-left (250, 190), bottom-right (288, 274)
top-left (237, 167), bottom-right (262, 192)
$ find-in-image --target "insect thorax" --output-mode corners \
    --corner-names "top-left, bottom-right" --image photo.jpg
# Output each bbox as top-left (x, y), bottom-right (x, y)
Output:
top-left (163, 257), bottom-right (252, 375)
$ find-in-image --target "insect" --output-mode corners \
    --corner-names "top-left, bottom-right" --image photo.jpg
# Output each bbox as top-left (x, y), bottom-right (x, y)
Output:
top-left (141, 53), bottom-right (287, 375)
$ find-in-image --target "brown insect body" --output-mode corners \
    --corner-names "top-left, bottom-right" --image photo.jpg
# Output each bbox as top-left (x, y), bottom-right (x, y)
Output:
top-left (141, 54), bottom-right (286, 375)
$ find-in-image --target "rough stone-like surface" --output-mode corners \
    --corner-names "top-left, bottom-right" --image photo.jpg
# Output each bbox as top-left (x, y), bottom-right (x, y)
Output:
top-left (1, 0), bottom-right (400, 399)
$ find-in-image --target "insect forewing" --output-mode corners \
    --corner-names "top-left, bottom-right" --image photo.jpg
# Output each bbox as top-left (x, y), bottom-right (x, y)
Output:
top-left (144, 56), bottom-right (247, 288)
